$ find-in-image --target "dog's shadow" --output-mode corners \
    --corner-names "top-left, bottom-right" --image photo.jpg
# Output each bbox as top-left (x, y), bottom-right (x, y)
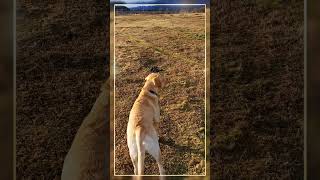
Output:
top-left (158, 136), bottom-right (204, 175)
top-left (156, 113), bottom-right (205, 174)
top-left (159, 137), bottom-right (202, 155)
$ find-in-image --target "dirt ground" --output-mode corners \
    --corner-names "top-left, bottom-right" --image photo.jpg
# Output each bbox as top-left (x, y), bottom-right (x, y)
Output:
top-left (114, 13), bottom-right (206, 175)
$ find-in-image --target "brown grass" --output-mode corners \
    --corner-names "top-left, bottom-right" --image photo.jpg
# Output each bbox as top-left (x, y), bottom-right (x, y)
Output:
top-left (114, 13), bottom-right (206, 175)
top-left (211, 0), bottom-right (304, 179)
top-left (16, 0), bottom-right (108, 179)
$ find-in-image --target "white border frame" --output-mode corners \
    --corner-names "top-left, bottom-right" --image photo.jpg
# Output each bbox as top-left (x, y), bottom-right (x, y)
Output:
top-left (113, 3), bottom-right (208, 177)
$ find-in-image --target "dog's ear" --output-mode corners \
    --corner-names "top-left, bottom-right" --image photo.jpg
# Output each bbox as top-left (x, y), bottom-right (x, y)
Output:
top-left (153, 76), bottom-right (164, 88)
top-left (145, 73), bottom-right (164, 88)
top-left (145, 73), bottom-right (154, 81)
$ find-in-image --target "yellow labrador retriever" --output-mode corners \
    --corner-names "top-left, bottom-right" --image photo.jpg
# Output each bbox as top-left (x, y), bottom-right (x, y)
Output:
top-left (127, 73), bottom-right (166, 176)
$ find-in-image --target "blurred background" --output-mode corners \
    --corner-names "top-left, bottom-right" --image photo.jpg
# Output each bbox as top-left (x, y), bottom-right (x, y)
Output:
top-left (307, 0), bottom-right (320, 179)
top-left (0, 0), bottom-right (13, 179)
top-left (15, 0), bottom-right (108, 179)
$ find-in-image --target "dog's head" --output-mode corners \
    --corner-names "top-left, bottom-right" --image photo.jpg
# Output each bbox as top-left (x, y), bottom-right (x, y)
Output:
top-left (145, 73), bottom-right (166, 89)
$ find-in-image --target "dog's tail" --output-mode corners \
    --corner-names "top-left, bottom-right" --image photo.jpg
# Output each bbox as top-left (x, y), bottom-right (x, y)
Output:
top-left (135, 127), bottom-right (145, 176)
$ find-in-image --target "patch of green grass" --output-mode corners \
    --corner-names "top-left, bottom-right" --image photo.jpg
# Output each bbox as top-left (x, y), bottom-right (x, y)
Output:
top-left (155, 47), bottom-right (162, 53)
top-left (195, 33), bottom-right (205, 40)
top-left (188, 33), bottom-right (205, 40)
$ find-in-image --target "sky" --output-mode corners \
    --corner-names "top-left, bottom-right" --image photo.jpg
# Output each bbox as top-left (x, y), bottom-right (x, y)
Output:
top-left (111, 0), bottom-right (208, 4)
top-left (111, 0), bottom-right (157, 3)
top-left (119, 4), bottom-right (205, 8)
top-left (122, 4), bottom-right (153, 8)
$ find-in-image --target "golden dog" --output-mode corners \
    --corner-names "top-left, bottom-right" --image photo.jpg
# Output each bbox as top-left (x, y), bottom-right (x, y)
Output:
top-left (127, 73), bottom-right (166, 176)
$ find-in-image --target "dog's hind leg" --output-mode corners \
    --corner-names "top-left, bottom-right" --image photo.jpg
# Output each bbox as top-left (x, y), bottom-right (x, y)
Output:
top-left (131, 156), bottom-right (138, 175)
top-left (128, 135), bottom-right (138, 175)
top-left (155, 150), bottom-right (165, 176)
top-left (135, 127), bottom-right (146, 175)
top-left (129, 148), bottom-right (138, 175)
top-left (144, 136), bottom-right (165, 176)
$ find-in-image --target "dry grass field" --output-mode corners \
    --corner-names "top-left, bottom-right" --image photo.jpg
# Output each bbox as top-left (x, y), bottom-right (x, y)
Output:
top-left (114, 13), bottom-right (206, 175)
